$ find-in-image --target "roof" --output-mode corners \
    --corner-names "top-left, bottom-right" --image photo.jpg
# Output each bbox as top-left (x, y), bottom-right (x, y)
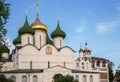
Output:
top-left (0, 69), bottom-right (43, 73)
top-left (18, 16), bottom-right (35, 35)
top-left (51, 21), bottom-right (66, 39)
top-left (92, 57), bottom-right (108, 61)
top-left (13, 35), bottom-right (21, 45)
top-left (72, 69), bottom-right (99, 73)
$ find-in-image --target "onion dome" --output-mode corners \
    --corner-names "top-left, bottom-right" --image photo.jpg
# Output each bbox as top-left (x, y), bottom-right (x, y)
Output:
top-left (46, 33), bottom-right (53, 45)
top-left (51, 21), bottom-right (66, 39)
top-left (19, 16), bottom-right (35, 35)
top-left (13, 35), bottom-right (21, 45)
top-left (0, 43), bottom-right (9, 53)
top-left (31, 14), bottom-right (47, 32)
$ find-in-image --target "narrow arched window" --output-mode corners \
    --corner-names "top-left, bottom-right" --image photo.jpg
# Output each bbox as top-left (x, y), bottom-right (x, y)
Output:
top-left (48, 61), bottom-right (50, 68)
top-left (33, 75), bottom-right (38, 82)
top-left (22, 75), bottom-right (27, 82)
top-left (60, 40), bottom-right (62, 47)
top-left (90, 75), bottom-right (93, 82)
top-left (97, 61), bottom-right (100, 67)
top-left (75, 75), bottom-right (79, 81)
top-left (10, 76), bottom-right (16, 82)
top-left (28, 37), bottom-right (30, 44)
top-left (83, 75), bottom-right (87, 82)
top-left (40, 36), bottom-right (41, 47)
top-left (92, 61), bottom-right (95, 68)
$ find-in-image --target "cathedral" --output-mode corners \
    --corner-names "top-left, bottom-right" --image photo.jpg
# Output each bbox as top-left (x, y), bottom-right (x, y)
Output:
top-left (0, 2), bottom-right (109, 82)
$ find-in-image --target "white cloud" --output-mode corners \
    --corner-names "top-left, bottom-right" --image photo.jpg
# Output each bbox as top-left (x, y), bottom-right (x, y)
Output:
top-left (76, 21), bottom-right (86, 33)
top-left (96, 20), bottom-right (120, 35)
top-left (76, 28), bottom-right (84, 33)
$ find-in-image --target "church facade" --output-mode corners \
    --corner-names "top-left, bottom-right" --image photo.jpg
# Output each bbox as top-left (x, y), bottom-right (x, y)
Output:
top-left (0, 4), bottom-right (109, 82)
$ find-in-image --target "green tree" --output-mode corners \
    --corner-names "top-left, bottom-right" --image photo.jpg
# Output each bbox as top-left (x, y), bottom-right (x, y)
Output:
top-left (53, 74), bottom-right (78, 82)
top-left (0, 0), bottom-right (10, 70)
top-left (0, 75), bottom-right (14, 82)
top-left (0, 0), bottom-right (10, 39)
top-left (108, 61), bottom-right (114, 82)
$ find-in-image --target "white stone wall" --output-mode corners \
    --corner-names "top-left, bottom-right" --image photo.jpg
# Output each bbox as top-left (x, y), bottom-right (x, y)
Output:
top-left (34, 30), bottom-right (46, 49)
top-left (18, 44), bottom-right (75, 69)
top-left (21, 34), bottom-right (33, 46)
top-left (53, 36), bottom-right (63, 48)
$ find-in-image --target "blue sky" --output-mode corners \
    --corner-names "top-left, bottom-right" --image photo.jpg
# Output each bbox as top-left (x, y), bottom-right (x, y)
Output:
top-left (5, 0), bottom-right (120, 72)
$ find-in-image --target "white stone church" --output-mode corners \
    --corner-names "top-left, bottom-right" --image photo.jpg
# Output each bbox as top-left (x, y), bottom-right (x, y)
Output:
top-left (0, 2), bottom-right (109, 82)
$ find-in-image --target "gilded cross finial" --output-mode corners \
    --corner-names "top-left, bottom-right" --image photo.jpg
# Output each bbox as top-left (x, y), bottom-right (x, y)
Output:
top-left (57, 13), bottom-right (60, 21)
top-left (36, 0), bottom-right (39, 15)
top-left (25, 8), bottom-right (28, 16)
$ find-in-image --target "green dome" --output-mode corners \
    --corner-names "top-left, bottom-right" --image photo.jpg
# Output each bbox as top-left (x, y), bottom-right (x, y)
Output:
top-left (46, 33), bottom-right (53, 45)
top-left (13, 35), bottom-right (21, 45)
top-left (51, 21), bottom-right (66, 39)
top-left (0, 43), bottom-right (9, 53)
top-left (19, 16), bottom-right (35, 35)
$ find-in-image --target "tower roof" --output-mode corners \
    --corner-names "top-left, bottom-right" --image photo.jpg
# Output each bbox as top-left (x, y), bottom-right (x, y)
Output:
top-left (51, 21), bottom-right (66, 39)
top-left (13, 35), bottom-right (21, 45)
top-left (18, 16), bottom-right (35, 35)
top-left (31, 14), bottom-right (47, 32)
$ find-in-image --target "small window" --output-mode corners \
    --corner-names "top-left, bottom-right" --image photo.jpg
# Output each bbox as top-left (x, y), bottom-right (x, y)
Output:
top-left (97, 61), bottom-right (100, 67)
top-left (48, 61), bottom-right (50, 68)
top-left (30, 61), bottom-right (32, 69)
top-left (92, 61), bottom-right (95, 68)
top-left (33, 75), bottom-right (38, 82)
top-left (28, 37), bottom-right (30, 44)
top-left (22, 75), bottom-right (27, 82)
top-left (64, 62), bottom-right (66, 67)
top-left (60, 40), bottom-right (62, 47)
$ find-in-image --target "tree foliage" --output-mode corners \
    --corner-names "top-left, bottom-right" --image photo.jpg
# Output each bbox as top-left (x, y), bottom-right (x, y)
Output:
top-left (0, 75), bottom-right (14, 82)
top-left (53, 74), bottom-right (78, 82)
top-left (108, 61), bottom-right (114, 82)
top-left (0, 0), bottom-right (10, 39)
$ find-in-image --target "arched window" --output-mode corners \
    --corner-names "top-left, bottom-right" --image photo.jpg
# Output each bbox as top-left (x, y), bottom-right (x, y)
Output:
top-left (33, 75), bottom-right (38, 82)
top-left (10, 76), bottom-right (16, 82)
top-left (75, 75), bottom-right (79, 81)
top-left (22, 75), bottom-right (27, 82)
top-left (77, 62), bottom-right (79, 68)
top-left (83, 75), bottom-right (87, 82)
top-left (82, 63), bottom-right (84, 69)
top-left (97, 61), bottom-right (100, 67)
top-left (90, 75), bottom-right (93, 82)
top-left (102, 61), bottom-right (106, 67)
